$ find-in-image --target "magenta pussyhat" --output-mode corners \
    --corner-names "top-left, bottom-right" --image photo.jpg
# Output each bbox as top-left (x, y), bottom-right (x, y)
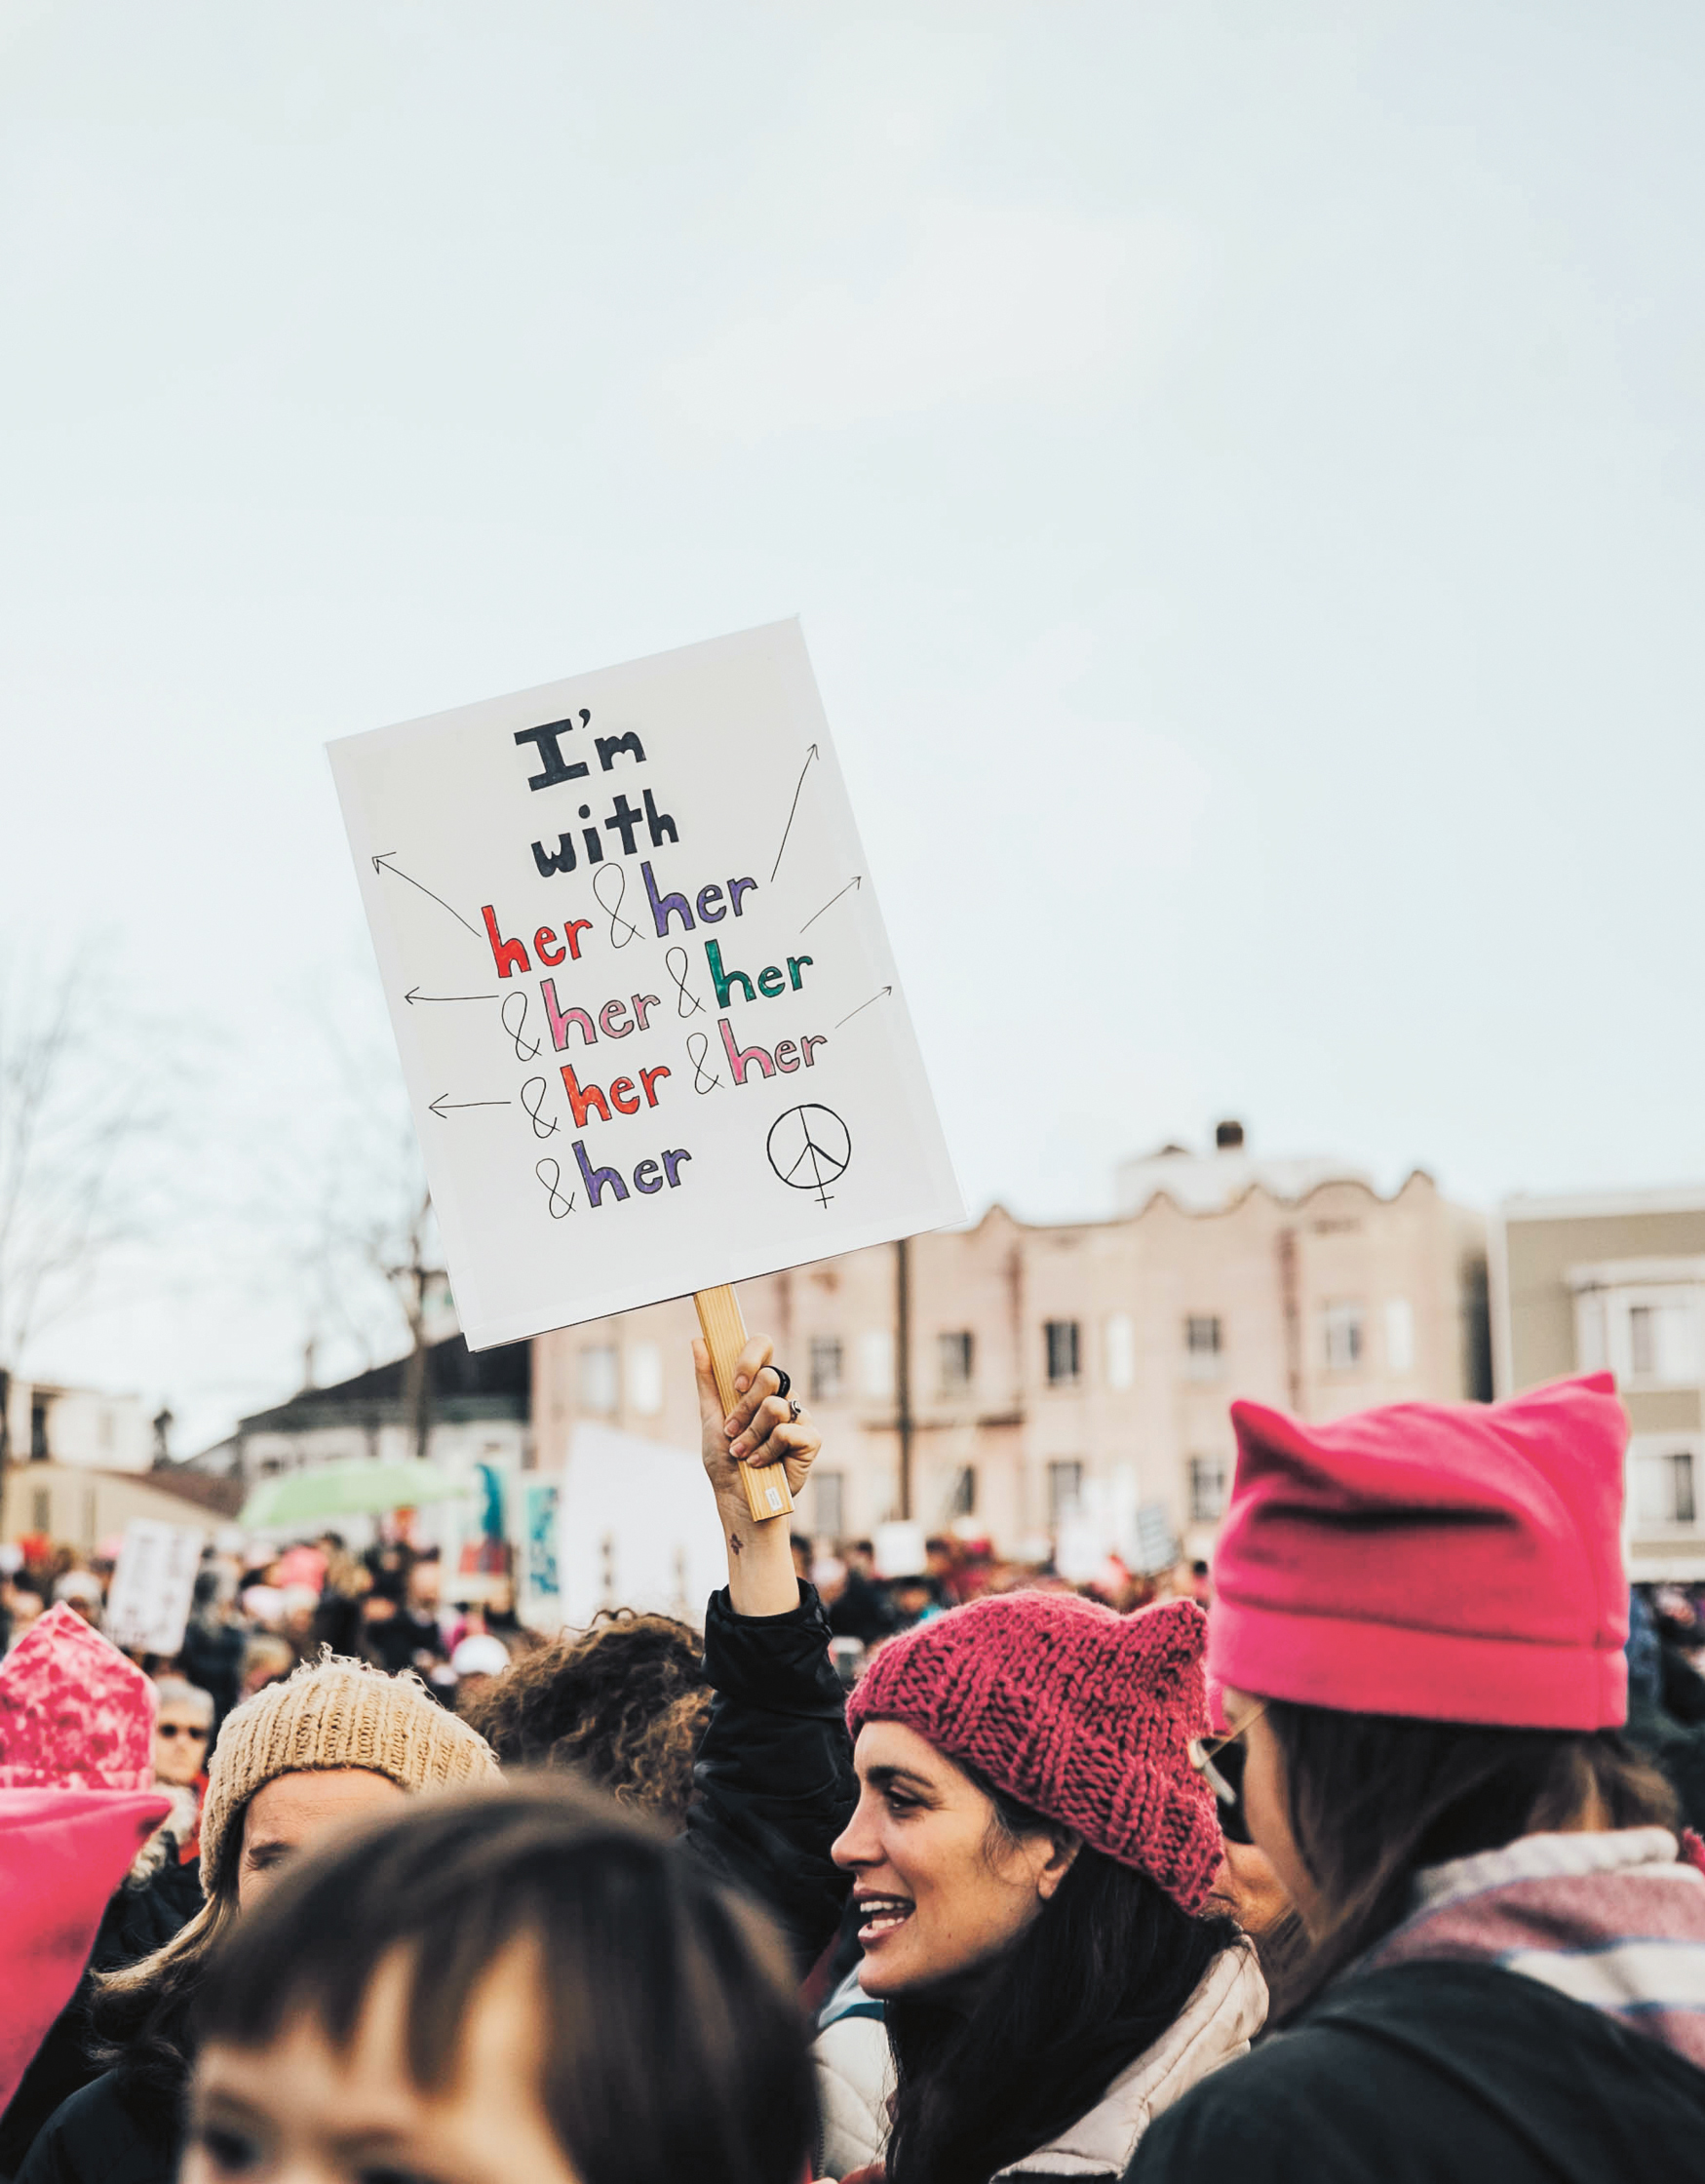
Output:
top-left (1210, 1374), bottom-right (1629, 1731)
top-left (847, 1593), bottom-right (1222, 1913)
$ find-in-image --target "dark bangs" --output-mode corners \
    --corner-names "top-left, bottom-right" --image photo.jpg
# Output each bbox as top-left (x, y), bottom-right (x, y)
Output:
top-left (192, 1778), bottom-right (815, 2184)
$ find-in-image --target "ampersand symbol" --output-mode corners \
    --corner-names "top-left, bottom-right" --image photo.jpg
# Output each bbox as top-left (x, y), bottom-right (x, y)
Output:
top-left (666, 946), bottom-right (704, 1018)
top-left (535, 1159), bottom-right (574, 1218)
top-left (593, 863), bottom-right (639, 949)
top-left (520, 1076), bottom-right (560, 1139)
top-left (686, 1032), bottom-right (721, 1094)
top-left (502, 992), bottom-right (541, 1062)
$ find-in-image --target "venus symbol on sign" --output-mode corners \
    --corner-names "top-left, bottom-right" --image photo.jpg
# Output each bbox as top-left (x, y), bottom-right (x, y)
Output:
top-left (764, 1105), bottom-right (851, 1210)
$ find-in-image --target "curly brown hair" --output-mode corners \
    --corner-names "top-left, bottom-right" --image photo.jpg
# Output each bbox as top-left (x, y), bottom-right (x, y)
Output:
top-left (461, 1610), bottom-right (713, 1828)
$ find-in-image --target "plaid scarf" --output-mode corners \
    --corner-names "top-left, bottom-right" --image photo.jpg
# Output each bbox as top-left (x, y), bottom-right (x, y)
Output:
top-left (1361, 1826), bottom-right (1705, 2071)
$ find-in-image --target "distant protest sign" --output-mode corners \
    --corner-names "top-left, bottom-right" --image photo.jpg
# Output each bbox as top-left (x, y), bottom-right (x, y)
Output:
top-left (105, 1520), bottom-right (204, 1657)
top-left (329, 621), bottom-right (964, 1348)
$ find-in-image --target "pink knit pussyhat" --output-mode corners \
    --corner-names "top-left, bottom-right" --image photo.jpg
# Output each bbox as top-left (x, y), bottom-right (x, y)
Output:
top-left (847, 1593), bottom-right (1221, 1914)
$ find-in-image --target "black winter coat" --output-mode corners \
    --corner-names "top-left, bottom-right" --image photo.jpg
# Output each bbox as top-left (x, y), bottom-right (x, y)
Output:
top-left (9, 2074), bottom-right (173, 2184)
top-left (683, 1580), bottom-right (856, 1972)
top-left (1125, 1959), bottom-right (1705, 2184)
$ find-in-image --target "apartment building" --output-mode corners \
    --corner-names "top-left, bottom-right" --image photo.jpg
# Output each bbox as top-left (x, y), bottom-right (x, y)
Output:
top-left (1493, 1184), bottom-right (1705, 1581)
top-left (532, 1122), bottom-right (1489, 1561)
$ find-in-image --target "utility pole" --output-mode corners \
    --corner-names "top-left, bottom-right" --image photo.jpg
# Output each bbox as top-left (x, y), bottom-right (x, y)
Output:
top-left (895, 1236), bottom-right (913, 1520)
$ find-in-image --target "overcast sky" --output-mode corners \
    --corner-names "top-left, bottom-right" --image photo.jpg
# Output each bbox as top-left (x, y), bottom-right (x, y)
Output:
top-left (3, 2), bottom-right (1702, 1448)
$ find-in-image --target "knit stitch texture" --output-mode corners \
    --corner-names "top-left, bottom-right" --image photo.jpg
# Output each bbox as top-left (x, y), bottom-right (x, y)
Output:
top-left (847, 1593), bottom-right (1221, 1913)
top-left (0, 1602), bottom-right (156, 1791)
top-left (200, 1651), bottom-right (499, 1888)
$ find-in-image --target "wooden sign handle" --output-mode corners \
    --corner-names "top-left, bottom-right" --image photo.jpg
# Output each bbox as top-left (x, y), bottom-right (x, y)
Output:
top-left (695, 1284), bottom-right (794, 1525)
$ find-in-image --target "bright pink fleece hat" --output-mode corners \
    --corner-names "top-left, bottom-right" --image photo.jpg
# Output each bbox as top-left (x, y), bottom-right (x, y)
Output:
top-left (847, 1593), bottom-right (1222, 1913)
top-left (1211, 1373), bottom-right (1629, 1731)
top-left (0, 1786), bottom-right (171, 2109)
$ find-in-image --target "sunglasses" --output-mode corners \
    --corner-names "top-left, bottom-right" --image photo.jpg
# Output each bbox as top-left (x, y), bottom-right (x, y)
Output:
top-left (1188, 1710), bottom-right (1264, 1849)
top-left (157, 1724), bottom-right (209, 1741)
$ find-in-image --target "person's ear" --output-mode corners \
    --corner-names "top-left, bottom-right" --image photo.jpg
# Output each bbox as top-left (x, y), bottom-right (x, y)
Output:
top-left (1034, 1828), bottom-right (1081, 1902)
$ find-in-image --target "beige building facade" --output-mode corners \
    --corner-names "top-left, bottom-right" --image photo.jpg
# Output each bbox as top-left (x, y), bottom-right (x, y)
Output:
top-left (1, 1461), bottom-right (242, 1552)
top-left (1493, 1185), bottom-right (1705, 1580)
top-left (533, 1128), bottom-right (1489, 1563)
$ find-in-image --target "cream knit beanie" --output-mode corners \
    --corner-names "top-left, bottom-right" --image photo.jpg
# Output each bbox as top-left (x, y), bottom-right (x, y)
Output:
top-left (201, 1653), bottom-right (499, 1890)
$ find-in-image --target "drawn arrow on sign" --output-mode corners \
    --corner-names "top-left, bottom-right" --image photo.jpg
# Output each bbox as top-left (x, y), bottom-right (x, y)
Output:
top-left (372, 853), bottom-right (482, 938)
top-left (406, 988), bottom-right (497, 1005)
top-left (834, 986), bottom-right (892, 1030)
top-left (428, 1095), bottom-right (513, 1120)
top-left (770, 744), bottom-right (820, 882)
top-left (799, 875), bottom-right (862, 933)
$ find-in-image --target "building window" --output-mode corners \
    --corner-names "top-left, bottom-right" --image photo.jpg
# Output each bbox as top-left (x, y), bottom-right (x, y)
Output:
top-left (1384, 1298), bottom-right (1415, 1375)
top-left (948, 1464), bottom-right (977, 1517)
top-left (1323, 1303), bottom-right (1365, 1371)
top-left (30, 1488), bottom-right (50, 1534)
top-left (813, 1467), bottom-right (846, 1540)
top-left (1183, 1315), bottom-right (1223, 1378)
top-left (1574, 1283), bottom-right (1703, 1387)
top-left (809, 1336), bottom-right (844, 1402)
top-left (938, 1332), bottom-right (974, 1395)
top-left (578, 1346), bottom-right (619, 1415)
top-left (1188, 1456), bottom-right (1227, 1524)
top-left (28, 1400), bottom-right (48, 1462)
top-left (1104, 1312), bottom-right (1136, 1391)
top-left (859, 1330), bottom-right (893, 1399)
top-left (626, 1342), bottom-right (663, 1417)
top-left (1048, 1460), bottom-right (1084, 1521)
top-left (1634, 1445), bottom-right (1698, 1529)
top-left (1044, 1320), bottom-right (1081, 1385)
top-left (1628, 1300), bottom-right (1700, 1386)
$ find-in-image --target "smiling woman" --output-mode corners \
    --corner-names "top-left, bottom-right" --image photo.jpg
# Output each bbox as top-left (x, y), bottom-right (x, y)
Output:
top-left (827, 1592), bottom-right (1263, 2184)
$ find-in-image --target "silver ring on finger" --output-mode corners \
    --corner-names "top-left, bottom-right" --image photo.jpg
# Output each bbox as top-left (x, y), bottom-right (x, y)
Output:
top-left (788, 1400), bottom-right (801, 1422)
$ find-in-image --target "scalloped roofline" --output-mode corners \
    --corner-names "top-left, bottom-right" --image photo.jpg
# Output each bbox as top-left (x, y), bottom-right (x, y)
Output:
top-left (963, 1165), bottom-right (1446, 1239)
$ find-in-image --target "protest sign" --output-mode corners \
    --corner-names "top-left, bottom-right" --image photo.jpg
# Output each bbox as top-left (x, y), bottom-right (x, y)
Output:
top-left (557, 1424), bottom-right (729, 1629)
top-left (104, 1520), bottom-right (204, 1657)
top-left (522, 1481), bottom-right (562, 1628)
top-left (330, 621), bottom-right (964, 1514)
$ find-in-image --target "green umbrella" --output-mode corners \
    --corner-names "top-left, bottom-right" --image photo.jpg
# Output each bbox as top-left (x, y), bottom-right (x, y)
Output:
top-left (240, 1460), bottom-right (470, 1532)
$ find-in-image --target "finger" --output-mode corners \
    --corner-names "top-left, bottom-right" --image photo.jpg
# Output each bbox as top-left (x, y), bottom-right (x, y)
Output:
top-left (724, 1365), bottom-right (783, 1441)
top-left (746, 1418), bottom-right (819, 1474)
top-left (691, 1339), bottom-right (725, 1437)
top-left (729, 1334), bottom-right (774, 1401)
top-left (729, 1392), bottom-right (792, 1461)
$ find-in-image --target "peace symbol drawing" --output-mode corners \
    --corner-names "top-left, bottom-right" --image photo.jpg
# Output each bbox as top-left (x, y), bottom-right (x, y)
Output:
top-left (765, 1104), bottom-right (852, 1208)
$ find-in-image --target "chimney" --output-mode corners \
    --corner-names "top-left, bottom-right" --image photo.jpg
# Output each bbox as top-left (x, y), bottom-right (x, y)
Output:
top-left (1215, 1119), bottom-right (1246, 1152)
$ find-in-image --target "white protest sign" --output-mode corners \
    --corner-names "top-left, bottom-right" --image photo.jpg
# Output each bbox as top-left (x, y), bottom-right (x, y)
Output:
top-left (557, 1423), bottom-right (730, 1628)
top-left (105, 1519), bottom-right (204, 1656)
top-left (329, 621), bottom-right (964, 1346)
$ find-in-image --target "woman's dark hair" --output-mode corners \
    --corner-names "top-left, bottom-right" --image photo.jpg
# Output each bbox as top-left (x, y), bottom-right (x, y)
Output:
top-left (190, 1777), bottom-right (815, 2184)
top-left (1265, 1701), bottom-right (1679, 2019)
top-left (461, 1610), bottom-right (711, 1826)
top-left (884, 1769), bottom-right (1242, 2184)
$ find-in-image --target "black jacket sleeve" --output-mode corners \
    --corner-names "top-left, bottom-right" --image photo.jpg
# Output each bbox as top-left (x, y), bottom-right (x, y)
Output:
top-left (682, 1580), bottom-right (856, 1975)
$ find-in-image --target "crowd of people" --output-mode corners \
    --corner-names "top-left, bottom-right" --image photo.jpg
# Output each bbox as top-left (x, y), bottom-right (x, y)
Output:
top-left (2, 1337), bottom-right (1705, 2182)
